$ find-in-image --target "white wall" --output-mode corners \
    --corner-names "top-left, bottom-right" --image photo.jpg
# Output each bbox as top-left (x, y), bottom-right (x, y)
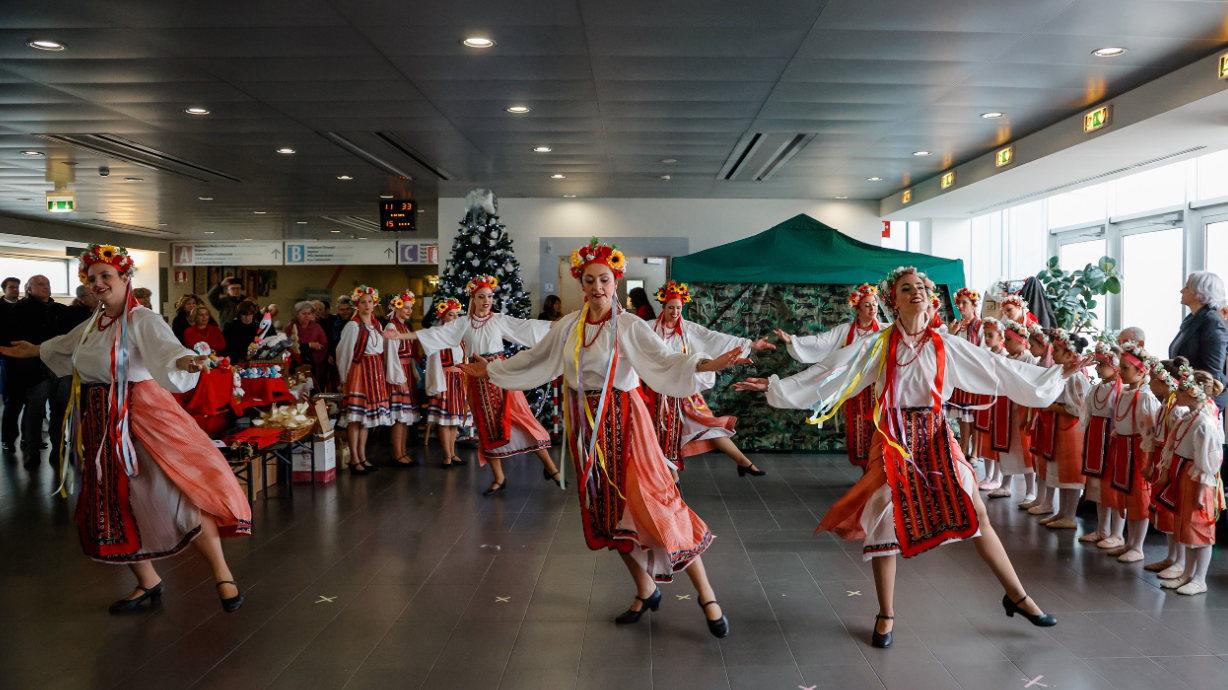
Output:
top-left (929, 218), bottom-right (973, 287)
top-left (437, 197), bottom-right (881, 311)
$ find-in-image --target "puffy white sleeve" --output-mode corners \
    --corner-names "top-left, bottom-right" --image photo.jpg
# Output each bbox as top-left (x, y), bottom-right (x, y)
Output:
top-left (130, 309), bottom-right (198, 393)
top-left (499, 314), bottom-right (553, 348)
top-left (621, 316), bottom-right (715, 398)
top-left (485, 315), bottom-right (569, 391)
top-left (424, 351), bottom-right (447, 397)
top-left (942, 334), bottom-right (1064, 407)
top-left (336, 321), bottom-right (359, 385)
top-left (1059, 372), bottom-right (1089, 418)
top-left (415, 316), bottom-right (468, 356)
top-left (766, 339), bottom-right (876, 410)
top-left (40, 319), bottom-right (92, 378)
top-left (385, 335), bottom-right (406, 386)
top-left (1138, 389), bottom-right (1162, 452)
top-left (785, 324), bottom-right (849, 364)
top-left (1189, 411), bottom-right (1224, 486)
top-left (684, 321), bottom-right (752, 359)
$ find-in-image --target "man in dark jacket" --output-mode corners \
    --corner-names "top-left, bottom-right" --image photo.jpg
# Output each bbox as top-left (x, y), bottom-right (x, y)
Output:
top-left (0, 275), bottom-right (65, 463)
top-left (207, 276), bottom-right (245, 328)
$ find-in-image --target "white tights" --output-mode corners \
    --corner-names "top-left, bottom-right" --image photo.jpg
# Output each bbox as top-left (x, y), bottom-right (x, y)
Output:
top-left (1182, 545), bottom-right (1213, 585)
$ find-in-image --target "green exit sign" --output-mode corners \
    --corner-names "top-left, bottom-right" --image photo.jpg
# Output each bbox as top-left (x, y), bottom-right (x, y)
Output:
top-left (940, 171), bottom-right (955, 189)
top-left (1219, 54), bottom-right (1228, 79)
top-left (995, 146), bottom-right (1014, 167)
top-left (1084, 105), bottom-right (1111, 132)
top-left (47, 199), bottom-right (74, 212)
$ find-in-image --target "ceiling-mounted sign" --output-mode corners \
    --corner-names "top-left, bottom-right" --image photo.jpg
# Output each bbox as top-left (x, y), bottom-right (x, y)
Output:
top-left (901, 189), bottom-right (912, 204)
top-left (940, 171), bottom-right (955, 189)
top-left (172, 242), bottom-right (283, 266)
top-left (995, 146), bottom-right (1014, 167)
top-left (397, 242), bottom-right (439, 265)
top-left (283, 241), bottom-right (397, 265)
top-left (1218, 54), bottom-right (1228, 79)
top-left (1083, 105), bottom-right (1111, 133)
top-left (379, 199), bottom-right (416, 231)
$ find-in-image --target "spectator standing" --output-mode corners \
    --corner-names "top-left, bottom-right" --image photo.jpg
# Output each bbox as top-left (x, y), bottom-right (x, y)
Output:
top-left (172, 294), bottom-right (208, 344)
top-left (0, 277), bottom-right (18, 447)
top-left (629, 287), bottom-right (656, 320)
top-left (1169, 271), bottom-right (1228, 412)
top-left (221, 301), bottom-right (271, 362)
top-left (285, 301), bottom-right (328, 381)
top-left (183, 306), bottom-right (226, 353)
top-left (207, 276), bottom-right (245, 328)
top-left (133, 287), bottom-right (153, 311)
top-left (63, 285), bottom-right (98, 331)
top-left (537, 294), bottom-right (563, 321)
top-left (0, 275), bottom-right (65, 464)
top-left (2, 277), bottom-right (19, 305)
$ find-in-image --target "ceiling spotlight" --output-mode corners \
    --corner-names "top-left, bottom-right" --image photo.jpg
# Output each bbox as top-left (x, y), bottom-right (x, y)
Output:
top-left (1092, 47), bottom-right (1127, 57)
top-left (981, 112), bottom-right (1005, 119)
top-left (337, 175), bottom-right (353, 180)
top-left (243, 238), bottom-right (253, 241)
top-left (296, 221), bottom-right (308, 224)
top-left (835, 195), bottom-right (848, 199)
top-left (563, 194), bottom-right (577, 198)
top-left (199, 196), bottom-right (213, 201)
top-left (867, 177), bottom-right (883, 181)
top-left (276, 148), bottom-right (295, 154)
top-left (912, 151), bottom-right (931, 156)
top-left (462, 37), bottom-right (495, 48)
top-left (20, 150), bottom-right (43, 156)
top-left (158, 222), bottom-right (167, 226)
top-left (27, 39), bottom-right (65, 51)
top-left (254, 211), bottom-right (267, 215)
top-left (331, 230), bottom-right (341, 233)
top-left (203, 231), bottom-right (215, 234)
top-left (125, 177), bottom-right (142, 181)
top-left (551, 174), bottom-right (566, 179)
top-left (379, 194), bottom-right (394, 199)
top-left (660, 158), bottom-right (677, 163)
top-left (660, 174), bottom-right (671, 180)
top-left (506, 106), bottom-right (531, 113)
top-left (184, 107), bottom-right (209, 115)
top-left (533, 146), bottom-right (552, 152)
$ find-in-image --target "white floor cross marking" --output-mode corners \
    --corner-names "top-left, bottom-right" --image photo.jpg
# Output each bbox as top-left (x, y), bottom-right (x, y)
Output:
top-left (800, 685), bottom-right (817, 690)
top-left (1023, 675), bottom-right (1048, 688)
top-left (676, 594), bottom-right (690, 600)
top-left (495, 597), bottom-right (511, 602)
top-left (847, 590), bottom-right (861, 596)
top-left (315, 596), bottom-right (336, 604)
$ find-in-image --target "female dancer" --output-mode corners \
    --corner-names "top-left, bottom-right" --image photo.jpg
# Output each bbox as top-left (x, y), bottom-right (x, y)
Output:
top-left (736, 267), bottom-right (1062, 647)
top-left (645, 280), bottom-right (773, 477)
top-left (460, 238), bottom-right (746, 636)
top-left (1153, 369), bottom-right (1224, 595)
top-left (1021, 325), bottom-right (1057, 513)
top-left (1144, 357), bottom-right (1189, 576)
top-left (1035, 329), bottom-right (1090, 530)
top-left (425, 298), bottom-right (472, 468)
top-left (1104, 340), bottom-right (1161, 563)
top-left (774, 284), bottom-right (884, 468)
top-left (1079, 342), bottom-right (1126, 548)
top-left (0, 244), bottom-right (250, 613)
top-left (386, 290), bottom-right (421, 468)
top-left (337, 286), bottom-right (398, 475)
top-left (981, 320), bottom-right (1038, 501)
top-left (398, 276), bottom-right (560, 496)
top-left (947, 288), bottom-right (983, 458)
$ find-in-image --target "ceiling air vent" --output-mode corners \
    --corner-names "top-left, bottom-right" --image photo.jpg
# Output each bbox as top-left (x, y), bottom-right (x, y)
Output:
top-left (717, 132), bottom-right (815, 181)
top-left (39, 134), bottom-right (242, 183)
top-left (71, 218), bottom-right (178, 237)
top-left (321, 215), bottom-right (380, 232)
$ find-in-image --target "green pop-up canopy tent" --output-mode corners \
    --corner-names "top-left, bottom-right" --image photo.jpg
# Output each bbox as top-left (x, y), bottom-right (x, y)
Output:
top-left (672, 213), bottom-right (966, 452)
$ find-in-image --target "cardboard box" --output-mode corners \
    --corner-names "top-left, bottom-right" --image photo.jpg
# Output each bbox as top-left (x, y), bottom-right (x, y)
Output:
top-left (291, 430), bottom-right (337, 483)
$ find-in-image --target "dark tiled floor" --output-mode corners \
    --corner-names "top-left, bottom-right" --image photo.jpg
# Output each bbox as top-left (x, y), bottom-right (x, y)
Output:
top-left (2, 441), bottom-right (1226, 690)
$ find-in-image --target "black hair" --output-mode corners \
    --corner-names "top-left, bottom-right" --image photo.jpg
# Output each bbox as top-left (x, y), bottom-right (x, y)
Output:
top-left (1, 277), bottom-right (18, 289)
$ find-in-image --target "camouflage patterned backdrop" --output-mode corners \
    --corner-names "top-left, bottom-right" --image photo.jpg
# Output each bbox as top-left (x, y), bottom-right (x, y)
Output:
top-left (687, 282), bottom-right (951, 451)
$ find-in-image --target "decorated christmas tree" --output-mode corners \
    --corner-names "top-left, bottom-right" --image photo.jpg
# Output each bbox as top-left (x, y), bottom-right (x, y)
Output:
top-left (434, 189), bottom-right (532, 318)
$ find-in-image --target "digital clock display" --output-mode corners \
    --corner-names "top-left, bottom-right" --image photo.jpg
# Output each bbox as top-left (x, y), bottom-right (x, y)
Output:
top-left (379, 199), bottom-right (416, 231)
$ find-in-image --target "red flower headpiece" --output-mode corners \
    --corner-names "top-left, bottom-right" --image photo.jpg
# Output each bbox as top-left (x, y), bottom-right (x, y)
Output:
top-left (435, 297), bottom-right (463, 315)
top-left (352, 285), bottom-right (379, 303)
top-left (570, 237), bottom-right (626, 279)
top-left (1000, 293), bottom-right (1029, 312)
top-left (78, 244), bottom-right (136, 284)
top-left (877, 266), bottom-right (930, 311)
top-left (954, 287), bottom-right (979, 305)
top-left (654, 280), bottom-right (691, 304)
top-left (466, 275), bottom-right (499, 294)
top-left (847, 284), bottom-right (877, 307)
top-left (389, 290), bottom-right (415, 310)
top-left (982, 317), bottom-right (1002, 334)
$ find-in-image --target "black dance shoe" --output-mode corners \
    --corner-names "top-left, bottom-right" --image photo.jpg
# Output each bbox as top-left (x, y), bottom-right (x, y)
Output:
top-left (737, 464), bottom-right (766, 477)
top-left (109, 581), bottom-right (163, 614)
top-left (871, 614), bottom-right (893, 648)
top-left (362, 461), bottom-right (380, 473)
top-left (1002, 594), bottom-right (1056, 627)
top-left (349, 464), bottom-right (369, 475)
top-left (699, 600), bottom-right (729, 638)
top-left (544, 468), bottom-right (562, 488)
top-left (217, 580), bottom-right (243, 613)
top-left (615, 588), bottom-right (661, 624)
top-left (451, 456), bottom-right (468, 465)
top-left (393, 455), bottom-right (418, 468)
top-left (482, 481), bottom-right (506, 497)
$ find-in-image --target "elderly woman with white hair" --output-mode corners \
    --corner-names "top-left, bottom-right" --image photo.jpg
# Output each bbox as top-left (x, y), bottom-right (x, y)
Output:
top-left (285, 300), bottom-right (328, 384)
top-left (1170, 271), bottom-right (1228, 412)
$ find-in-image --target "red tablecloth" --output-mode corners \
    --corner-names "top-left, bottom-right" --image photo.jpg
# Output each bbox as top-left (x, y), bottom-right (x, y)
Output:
top-left (232, 377), bottom-right (295, 415)
top-left (175, 368), bottom-right (233, 416)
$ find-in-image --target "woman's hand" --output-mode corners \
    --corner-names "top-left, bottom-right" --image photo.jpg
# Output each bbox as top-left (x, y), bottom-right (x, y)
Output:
top-left (458, 354), bottom-right (489, 379)
top-left (772, 329), bottom-right (792, 346)
top-left (696, 348), bottom-right (752, 373)
top-left (0, 340), bottom-right (39, 359)
top-left (176, 354), bottom-right (210, 373)
top-left (751, 337), bottom-right (776, 352)
top-left (733, 377), bottom-right (769, 392)
top-left (381, 325), bottom-right (402, 340)
top-left (309, 342), bottom-right (323, 351)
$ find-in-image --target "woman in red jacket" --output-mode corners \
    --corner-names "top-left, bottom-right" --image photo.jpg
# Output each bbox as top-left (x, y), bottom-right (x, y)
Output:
top-left (183, 306), bottom-right (225, 353)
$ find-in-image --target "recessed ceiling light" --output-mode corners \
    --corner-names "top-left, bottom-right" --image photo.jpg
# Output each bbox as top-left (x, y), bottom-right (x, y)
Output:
top-left (184, 107), bottom-right (209, 115)
top-left (199, 196), bottom-right (212, 201)
top-left (125, 177), bottom-right (142, 182)
top-left (660, 158), bottom-right (677, 164)
top-left (867, 177), bottom-right (883, 181)
top-left (20, 150), bottom-right (43, 156)
top-left (379, 194), bottom-right (393, 199)
top-left (254, 211), bottom-right (266, 214)
top-left (462, 37), bottom-right (495, 48)
top-left (158, 222), bottom-right (167, 226)
top-left (563, 194), bottom-right (577, 198)
top-left (506, 106), bottom-right (531, 113)
top-left (27, 39), bottom-right (65, 51)
top-left (203, 231), bottom-right (214, 234)
top-left (1092, 47), bottom-right (1127, 57)
top-left (337, 175), bottom-right (353, 180)
top-left (243, 238), bottom-right (252, 241)
top-left (981, 112), bottom-right (1005, 119)
top-left (296, 221), bottom-right (308, 224)
top-left (276, 148), bottom-right (295, 154)
top-left (835, 195), bottom-right (848, 199)
top-left (660, 174), bottom-right (671, 180)
top-left (533, 146), bottom-right (552, 152)
top-left (331, 230), bottom-right (341, 233)
top-left (550, 174), bottom-right (566, 179)
top-left (912, 151), bottom-right (931, 156)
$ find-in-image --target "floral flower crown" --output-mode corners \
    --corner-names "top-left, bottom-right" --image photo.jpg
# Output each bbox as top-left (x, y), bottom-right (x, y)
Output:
top-left (1094, 341), bottom-right (1120, 368)
top-left (352, 285), bottom-right (379, 303)
top-left (930, 294), bottom-right (941, 308)
top-left (1177, 362), bottom-right (1194, 381)
top-left (654, 280), bottom-right (691, 304)
top-left (78, 244), bottom-right (136, 283)
top-left (982, 316), bottom-right (1003, 334)
top-left (1119, 340), bottom-right (1150, 381)
top-left (954, 287), bottom-right (979, 305)
top-left (389, 290), bottom-right (415, 310)
top-left (1050, 328), bottom-right (1076, 353)
top-left (1149, 357), bottom-right (1177, 393)
top-left (878, 266), bottom-right (929, 311)
top-left (1001, 318), bottom-right (1030, 343)
top-left (435, 297), bottom-right (463, 315)
top-left (1181, 376), bottom-right (1209, 405)
top-left (1027, 324), bottom-right (1048, 344)
top-left (847, 284), bottom-right (877, 307)
top-left (1000, 293), bottom-right (1029, 312)
top-left (570, 237), bottom-right (626, 279)
top-left (466, 275), bottom-right (499, 294)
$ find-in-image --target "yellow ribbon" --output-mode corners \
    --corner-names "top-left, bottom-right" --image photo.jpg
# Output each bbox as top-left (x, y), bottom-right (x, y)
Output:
top-left (567, 303), bottom-right (625, 502)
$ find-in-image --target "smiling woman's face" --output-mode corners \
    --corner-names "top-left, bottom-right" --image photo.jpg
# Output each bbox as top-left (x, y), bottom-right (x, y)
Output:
top-left (892, 273), bottom-right (928, 318)
top-left (472, 287), bottom-right (494, 314)
top-left (87, 263), bottom-right (129, 310)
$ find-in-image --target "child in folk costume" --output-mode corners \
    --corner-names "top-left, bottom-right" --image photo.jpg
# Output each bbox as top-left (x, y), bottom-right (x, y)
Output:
top-left (1103, 340), bottom-right (1162, 563)
top-left (424, 298), bottom-right (472, 468)
top-left (1035, 329), bottom-right (1091, 530)
top-left (1078, 342), bottom-right (1127, 548)
top-left (385, 290), bottom-right (421, 468)
top-left (1000, 293), bottom-right (1039, 328)
top-left (982, 319), bottom-right (1039, 500)
top-left (337, 285), bottom-right (401, 474)
top-left (644, 281), bottom-right (774, 478)
top-left (973, 317), bottom-right (1006, 492)
top-left (737, 267), bottom-right (1063, 648)
top-left (398, 275), bottom-right (561, 496)
top-left (0, 245), bottom-right (250, 613)
top-left (774, 283), bottom-right (884, 468)
top-left (1021, 325), bottom-right (1058, 514)
top-left (947, 288), bottom-right (983, 458)
top-left (1154, 369), bottom-right (1225, 595)
top-left (1143, 357), bottom-right (1190, 576)
top-left (460, 238), bottom-right (748, 637)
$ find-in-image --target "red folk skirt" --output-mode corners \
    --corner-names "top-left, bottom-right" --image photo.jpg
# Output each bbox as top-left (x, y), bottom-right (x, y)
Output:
top-left (1081, 416), bottom-right (1111, 479)
top-left (1104, 433), bottom-right (1151, 519)
top-left (427, 366), bottom-right (471, 426)
top-left (389, 358), bottom-right (419, 424)
top-left (945, 388), bottom-right (978, 423)
top-left (974, 395), bottom-right (1009, 462)
top-left (1155, 458), bottom-right (1218, 546)
top-left (1031, 410), bottom-right (1055, 481)
top-left (1047, 412), bottom-right (1086, 487)
top-left (341, 353), bottom-right (392, 427)
top-left (1150, 459), bottom-right (1180, 534)
top-left (569, 388), bottom-right (713, 582)
top-left (466, 353), bottom-right (550, 464)
top-left (77, 381), bottom-right (252, 564)
top-left (642, 386), bottom-right (736, 470)
top-left (845, 386), bottom-right (876, 467)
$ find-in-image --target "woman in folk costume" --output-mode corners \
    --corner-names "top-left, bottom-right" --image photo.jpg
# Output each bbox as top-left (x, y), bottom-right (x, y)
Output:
top-left (1033, 328), bottom-right (1091, 530)
top-left (0, 245), bottom-right (250, 613)
top-left (980, 319), bottom-right (1038, 501)
top-left (337, 285), bottom-right (400, 475)
top-left (1102, 339), bottom-right (1162, 563)
top-left (1078, 341), bottom-right (1127, 549)
top-left (947, 288), bottom-right (983, 457)
top-left (1142, 357), bottom-right (1190, 576)
top-left (459, 238), bottom-right (747, 637)
top-left (645, 280), bottom-right (773, 478)
top-left (398, 275), bottom-right (561, 496)
top-left (385, 290), bottom-right (421, 468)
top-left (774, 283), bottom-right (884, 468)
top-left (424, 298), bottom-right (472, 468)
top-left (1153, 369), bottom-right (1225, 595)
top-left (736, 267), bottom-right (1062, 648)
top-left (1000, 293), bottom-right (1039, 328)
top-left (1020, 324), bottom-right (1058, 513)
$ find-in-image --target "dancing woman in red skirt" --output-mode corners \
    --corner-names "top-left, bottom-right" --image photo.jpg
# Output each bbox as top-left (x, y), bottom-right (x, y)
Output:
top-left (337, 286), bottom-right (398, 474)
top-left (737, 267), bottom-right (1063, 648)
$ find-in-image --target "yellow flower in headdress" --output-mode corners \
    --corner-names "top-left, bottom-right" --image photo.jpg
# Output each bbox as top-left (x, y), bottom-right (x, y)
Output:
top-left (570, 250), bottom-right (583, 268)
top-left (607, 250), bottom-right (626, 271)
top-left (98, 245), bottom-right (117, 260)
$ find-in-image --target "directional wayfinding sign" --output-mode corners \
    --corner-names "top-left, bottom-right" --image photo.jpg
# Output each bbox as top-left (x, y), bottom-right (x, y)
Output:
top-left (397, 242), bottom-right (439, 265)
top-left (282, 241), bottom-right (397, 265)
top-left (172, 242), bottom-right (283, 266)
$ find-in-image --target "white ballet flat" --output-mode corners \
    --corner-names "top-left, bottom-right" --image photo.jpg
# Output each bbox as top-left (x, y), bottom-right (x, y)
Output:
top-left (1095, 537), bottom-right (1125, 549)
top-left (1176, 581), bottom-right (1208, 596)
top-left (987, 488), bottom-right (1012, 498)
top-left (1156, 566), bottom-right (1186, 580)
top-left (1117, 550), bottom-right (1144, 563)
top-left (1078, 531), bottom-right (1105, 543)
top-left (1027, 505), bottom-right (1054, 515)
top-left (1160, 577), bottom-right (1188, 589)
top-left (978, 480), bottom-right (1001, 491)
